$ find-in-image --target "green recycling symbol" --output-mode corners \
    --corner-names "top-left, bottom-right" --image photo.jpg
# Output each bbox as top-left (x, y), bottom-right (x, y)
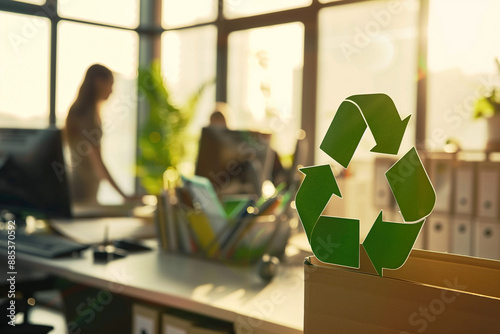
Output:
top-left (296, 93), bottom-right (436, 276)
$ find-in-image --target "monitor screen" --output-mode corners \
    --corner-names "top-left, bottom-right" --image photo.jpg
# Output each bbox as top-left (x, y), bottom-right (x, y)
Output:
top-left (0, 128), bottom-right (72, 219)
top-left (195, 127), bottom-right (273, 197)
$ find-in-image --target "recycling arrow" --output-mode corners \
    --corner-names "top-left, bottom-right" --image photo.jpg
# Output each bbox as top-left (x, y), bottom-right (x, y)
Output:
top-left (320, 93), bottom-right (411, 168)
top-left (295, 165), bottom-right (341, 241)
top-left (362, 212), bottom-right (424, 276)
top-left (296, 93), bottom-right (436, 276)
top-left (385, 147), bottom-right (435, 222)
top-left (310, 216), bottom-right (359, 268)
top-left (296, 165), bottom-right (359, 268)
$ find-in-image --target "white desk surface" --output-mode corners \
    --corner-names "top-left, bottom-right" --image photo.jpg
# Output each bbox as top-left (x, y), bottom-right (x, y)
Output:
top-left (16, 241), bottom-right (305, 333)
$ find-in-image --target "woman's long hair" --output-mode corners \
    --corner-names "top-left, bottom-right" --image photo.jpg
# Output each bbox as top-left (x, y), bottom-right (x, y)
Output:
top-left (68, 64), bottom-right (113, 118)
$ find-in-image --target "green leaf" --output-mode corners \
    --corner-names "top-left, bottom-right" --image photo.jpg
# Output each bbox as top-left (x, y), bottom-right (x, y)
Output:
top-left (137, 60), bottom-right (213, 194)
top-left (473, 97), bottom-right (495, 119)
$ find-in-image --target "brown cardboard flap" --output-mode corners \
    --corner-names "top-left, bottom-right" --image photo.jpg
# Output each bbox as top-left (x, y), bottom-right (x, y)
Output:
top-left (307, 246), bottom-right (500, 299)
top-left (304, 248), bottom-right (500, 334)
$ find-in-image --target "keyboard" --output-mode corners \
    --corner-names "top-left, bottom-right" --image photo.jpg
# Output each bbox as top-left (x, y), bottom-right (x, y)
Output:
top-left (0, 232), bottom-right (89, 258)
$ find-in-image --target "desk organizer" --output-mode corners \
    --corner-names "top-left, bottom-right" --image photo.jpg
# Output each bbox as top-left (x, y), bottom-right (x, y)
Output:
top-left (154, 186), bottom-right (293, 264)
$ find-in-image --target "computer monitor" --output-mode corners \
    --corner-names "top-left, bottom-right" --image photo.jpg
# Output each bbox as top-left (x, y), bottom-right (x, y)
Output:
top-left (0, 128), bottom-right (72, 220)
top-left (195, 127), bottom-right (273, 197)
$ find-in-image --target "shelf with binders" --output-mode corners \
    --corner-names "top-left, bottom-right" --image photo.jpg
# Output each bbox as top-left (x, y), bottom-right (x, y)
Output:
top-left (154, 174), bottom-right (296, 265)
top-left (373, 151), bottom-right (500, 259)
top-left (414, 151), bottom-right (500, 259)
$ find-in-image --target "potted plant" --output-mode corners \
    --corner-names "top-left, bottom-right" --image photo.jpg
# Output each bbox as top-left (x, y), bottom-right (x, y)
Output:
top-left (137, 61), bottom-right (212, 195)
top-left (473, 58), bottom-right (500, 151)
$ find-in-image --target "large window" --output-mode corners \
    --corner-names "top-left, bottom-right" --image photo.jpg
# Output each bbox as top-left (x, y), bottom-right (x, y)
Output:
top-left (161, 25), bottom-right (217, 172)
top-left (56, 22), bottom-right (139, 124)
top-left (0, 0), bottom-right (140, 202)
top-left (58, 0), bottom-right (140, 28)
top-left (0, 11), bottom-right (50, 128)
top-left (228, 23), bottom-right (304, 158)
top-left (56, 21), bottom-right (139, 202)
top-left (426, 0), bottom-right (500, 151)
top-left (1, 0), bottom-right (424, 174)
top-left (4, 0), bottom-right (492, 192)
top-left (316, 0), bottom-right (420, 164)
top-left (162, 0), bottom-right (217, 28)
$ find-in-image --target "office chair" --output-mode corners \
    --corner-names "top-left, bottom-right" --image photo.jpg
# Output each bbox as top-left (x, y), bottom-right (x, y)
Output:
top-left (0, 276), bottom-right (56, 333)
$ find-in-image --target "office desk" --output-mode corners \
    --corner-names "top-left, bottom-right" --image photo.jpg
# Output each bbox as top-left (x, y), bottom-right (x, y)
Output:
top-left (14, 241), bottom-right (304, 334)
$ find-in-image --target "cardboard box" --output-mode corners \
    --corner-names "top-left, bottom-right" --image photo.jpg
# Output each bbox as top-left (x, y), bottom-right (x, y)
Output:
top-left (304, 247), bottom-right (500, 333)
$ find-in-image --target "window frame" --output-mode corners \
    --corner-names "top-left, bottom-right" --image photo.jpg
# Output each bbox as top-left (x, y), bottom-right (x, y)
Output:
top-left (0, 0), bottom-right (429, 176)
top-left (162, 0), bottom-right (428, 163)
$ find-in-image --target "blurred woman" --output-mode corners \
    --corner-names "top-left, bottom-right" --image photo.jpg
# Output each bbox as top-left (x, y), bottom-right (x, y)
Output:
top-left (65, 64), bottom-right (133, 204)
